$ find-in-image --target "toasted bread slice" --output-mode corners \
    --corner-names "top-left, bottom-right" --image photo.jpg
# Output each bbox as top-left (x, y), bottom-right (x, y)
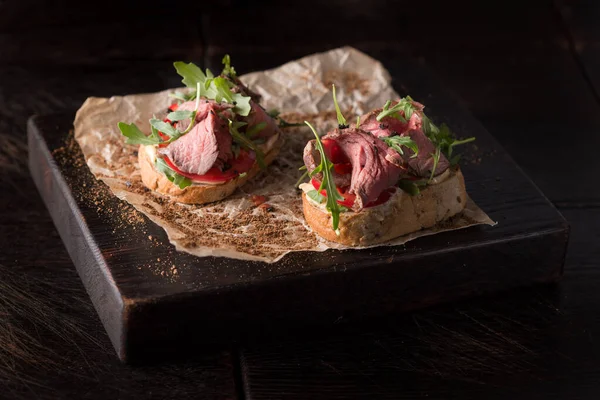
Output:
top-left (138, 134), bottom-right (283, 204)
top-left (301, 167), bottom-right (467, 246)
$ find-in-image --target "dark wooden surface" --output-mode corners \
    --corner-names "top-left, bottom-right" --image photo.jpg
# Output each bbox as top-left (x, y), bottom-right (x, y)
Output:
top-left (2, 0), bottom-right (600, 398)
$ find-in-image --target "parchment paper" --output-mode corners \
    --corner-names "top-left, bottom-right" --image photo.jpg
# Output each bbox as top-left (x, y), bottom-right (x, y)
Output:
top-left (73, 46), bottom-right (495, 263)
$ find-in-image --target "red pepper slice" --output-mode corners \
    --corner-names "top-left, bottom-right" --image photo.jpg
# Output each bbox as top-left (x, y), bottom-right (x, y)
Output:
top-left (333, 163), bottom-right (352, 175)
top-left (163, 150), bottom-right (256, 184)
top-left (322, 139), bottom-right (349, 164)
top-left (311, 178), bottom-right (395, 209)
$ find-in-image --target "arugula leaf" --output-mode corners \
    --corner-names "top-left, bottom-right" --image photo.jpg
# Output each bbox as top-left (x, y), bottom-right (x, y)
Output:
top-left (246, 121), bottom-right (267, 138)
top-left (155, 157), bottom-right (192, 189)
top-left (197, 76), bottom-right (251, 116)
top-left (231, 92), bottom-right (252, 116)
top-left (167, 110), bottom-right (195, 122)
top-left (398, 180), bottom-right (420, 196)
top-left (173, 61), bottom-right (208, 89)
top-left (376, 97), bottom-right (415, 122)
top-left (174, 61), bottom-right (251, 116)
top-left (118, 122), bottom-right (162, 145)
top-left (221, 54), bottom-right (237, 78)
top-left (382, 135), bottom-right (419, 158)
top-left (447, 136), bottom-right (476, 158)
top-left (307, 189), bottom-right (325, 204)
top-left (155, 83), bottom-right (202, 142)
top-left (267, 109), bottom-right (280, 118)
top-left (331, 84), bottom-right (348, 128)
top-left (149, 124), bottom-right (162, 143)
top-left (149, 118), bottom-right (179, 137)
top-left (211, 77), bottom-right (235, 103)
top-left (377, 96), bottom-right (476, 167)
top-left (305, 121), bottom-right (344, 234)
top-left (228, 120), bottom-right (265, 169)
top-left (421, 115), bottom-right (475, 161)
top-left (429, 147), bottom-right (441, 183)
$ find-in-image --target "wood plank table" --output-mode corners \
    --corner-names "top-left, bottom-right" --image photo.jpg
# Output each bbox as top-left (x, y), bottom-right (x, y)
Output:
top-left (1, 0), bottom-right (599, 398)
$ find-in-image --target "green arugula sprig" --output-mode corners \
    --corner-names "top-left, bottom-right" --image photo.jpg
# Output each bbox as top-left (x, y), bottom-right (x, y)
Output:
top-left (332, 84), bottom-right (348, 129)
top-left (173, 57), bottom-right (251, 116)
top-left (429, 147), bottom-right (441, 183)
top-left (221, 54), bottom-right (237, 78)
top-left (119, 83), bottom-right (203, 146)
top-left (382, 135), bottom-right (419, 158)
top-left (118, 122), bottom-right (162, 145)
top-left (422, 116), bottom-right (475, 165)
top-left (421, 114), bottom-right (475, 179)
top-left (305, 121), bottom-right (344, 234)
top-left (228, 120), bottom-right (266, 169)
top-left (376, 96), bottom-right (476, 180)
top-left (376, 97), bottom-right (416, 123)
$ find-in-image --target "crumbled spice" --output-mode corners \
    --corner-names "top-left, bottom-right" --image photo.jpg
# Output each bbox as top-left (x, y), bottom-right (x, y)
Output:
top-left (323, 70), bottom-right (370, 96)
top-left (51, 131), bottom-right (184, 280)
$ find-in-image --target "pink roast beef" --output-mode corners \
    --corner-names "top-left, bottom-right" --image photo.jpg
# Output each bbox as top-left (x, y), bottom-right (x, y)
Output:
top-left (304, 128), bottom-right (405, 210)
top-left (159, 101), bottom-right (233, 175)
top-left (360, 100), bottom-right (449, 177)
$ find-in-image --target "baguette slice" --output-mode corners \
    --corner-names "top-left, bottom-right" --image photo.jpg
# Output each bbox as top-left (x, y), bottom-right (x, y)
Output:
top-left (138, 134), bottom-right (283, 204)
top-left (302, 167), bottom-right (467, 246)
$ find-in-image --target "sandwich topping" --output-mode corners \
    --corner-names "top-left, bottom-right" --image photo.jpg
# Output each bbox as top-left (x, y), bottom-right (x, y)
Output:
top-left (304, 127), bottom-right (404, 210)
top-left (301, 87), bottom-right (475, 232)
top-left (159, 101), bottom-right (234, 176)
top-left (117, 56), bottom-right (283, 189)
top-left (360, 98), bottom-right (450, 178)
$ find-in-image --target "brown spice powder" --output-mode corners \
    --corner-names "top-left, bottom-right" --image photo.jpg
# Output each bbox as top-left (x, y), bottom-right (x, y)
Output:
top-left (323, 70), bottom-right (371, 96)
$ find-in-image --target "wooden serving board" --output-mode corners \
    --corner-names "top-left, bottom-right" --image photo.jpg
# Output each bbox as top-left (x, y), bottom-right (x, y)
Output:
top-left (28, 86), bottom-right (569, 363)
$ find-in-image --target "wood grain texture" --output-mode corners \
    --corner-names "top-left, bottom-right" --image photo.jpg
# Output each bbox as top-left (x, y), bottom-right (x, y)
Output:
top-left (239, 210), bottom-right (600, 400)
top-left (0, 153), bottom-right (238, 400)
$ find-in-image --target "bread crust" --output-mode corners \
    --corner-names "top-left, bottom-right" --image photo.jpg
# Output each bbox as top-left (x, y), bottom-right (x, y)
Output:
top-left (138, 135), bottom-right (283, 204)
top-left (302, 167), bottom-right (467, 246)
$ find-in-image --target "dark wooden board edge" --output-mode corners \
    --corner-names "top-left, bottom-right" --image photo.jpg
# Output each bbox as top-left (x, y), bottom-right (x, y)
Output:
top-left (123, 225), bottom-right (569, 362)
top-left (27, 115), bottom-right (126, 361)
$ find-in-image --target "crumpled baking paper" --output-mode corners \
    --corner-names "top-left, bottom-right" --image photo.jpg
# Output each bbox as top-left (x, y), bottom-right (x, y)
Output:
top-left (73, 46), bottom-right (495, 263)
